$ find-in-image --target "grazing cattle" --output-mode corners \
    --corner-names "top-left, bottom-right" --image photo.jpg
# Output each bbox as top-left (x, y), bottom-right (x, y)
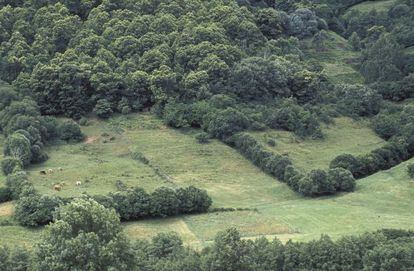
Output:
top-left (40, 170), bottom-right (46, 175)
top-left (76, 181), bottom-right (82, 186)
top-left (53, 184), bottom-right (62, 191)
top-left (58, 167), bottom-right (63, 171)
top-left (47, 169), bottom-right (54, 174)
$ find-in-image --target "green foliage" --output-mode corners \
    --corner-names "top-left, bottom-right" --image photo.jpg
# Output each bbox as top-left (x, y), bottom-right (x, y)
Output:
top-left (336, 84), bottom-right (382, 117)
top-left (58, 120), bottom-right (84, 142)
top-left (195, 132), bottom-right (210, 144)
top-left (3, 132), bottom-right (31, 166)
top-left (93, 99), bottom-right (113, 119)
top-left (35, 198), bottom-right (134, 271)
top-left (0, 187), bottom-right (11, 203)
top-left (408, 164), bottom-right (414, 178)
top-left (206, 108), bottom-right (250, 140)
top-left (1, 157), bottom-right (22, 176)
top-left (15, 193), bottom-right (62, 227)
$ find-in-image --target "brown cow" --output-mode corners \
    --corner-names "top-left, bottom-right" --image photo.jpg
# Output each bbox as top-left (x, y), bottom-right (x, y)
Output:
top-left (40, 170), bottom-right (47, 175)
top-left (53, 184), bottom-right (62, 191)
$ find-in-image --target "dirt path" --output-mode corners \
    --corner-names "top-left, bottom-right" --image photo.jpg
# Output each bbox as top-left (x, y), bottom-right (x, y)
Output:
top-left (85, 136), bottom-right (98, 144)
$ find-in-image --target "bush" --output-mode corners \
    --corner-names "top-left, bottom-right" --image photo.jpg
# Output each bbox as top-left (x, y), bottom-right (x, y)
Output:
top-left (267, 138), bottom-right (276, 147)
top-left (150, 187), bottom-right (180, 217)
top-left (131, 149), bottom-right (149, 164)
top-left (408, 164), bottom-right (414, 178)
top-left (15, 193), bottom-right (62, 227)
top-left (327, 168), bottom-right (356, 192)
top-left (195, 132), bottom-right (210, 144)
top-left (3, 132), bottom-right (32, 167)
top-left (111, 188), bottom-right (151, 220)
top-left (0, 187), bottom-right (11, 203)
top-left (206, 108), bottom-right (250, 140)
top-left (58, 120), bottom-right (84, 142)
top-left (1, 157), bottom-right (23, 176)
top-left (93, 99), bottom-right (113, 119)
top-left (175, 186), bottom-right (212, 214)
top-left (5, 171), bottom-right (33, 199)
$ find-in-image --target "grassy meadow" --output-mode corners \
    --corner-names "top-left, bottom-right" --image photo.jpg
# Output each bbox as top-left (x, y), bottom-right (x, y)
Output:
top-left (1, 114), bottom-right (413, 248)
top-left (249, 117), bottom-right (385, 171)
top-left (304, 31), bottom-right (364, 84)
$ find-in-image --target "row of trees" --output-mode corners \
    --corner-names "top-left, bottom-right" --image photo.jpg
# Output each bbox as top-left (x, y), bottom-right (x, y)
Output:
top-left (3, 169), bottom-right (212, 227)
top-left (1, 198), bottom-right (413, 270)
top-left (228, 133), bottom-right (356, 196)
top-left (0, 83), bottom-right (84, 173)
top-left (94, 186), bottom-right (212, 220)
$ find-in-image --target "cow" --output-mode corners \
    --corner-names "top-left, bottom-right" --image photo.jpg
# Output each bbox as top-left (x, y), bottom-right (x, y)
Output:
top-left (53, 184), bottom-right (62, 191)
top-left (47, 168), bottom-right (54, 174)
top-left (58, 167), bottom-right (63, 171)
top-left (76, 181), bottom-right (82, 186)
top-left (40, 170), bottom-right (47, 175)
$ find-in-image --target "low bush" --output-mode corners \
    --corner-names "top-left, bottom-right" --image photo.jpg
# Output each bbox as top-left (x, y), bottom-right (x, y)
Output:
top-left (1, 157), bottom-right (23, 176)
top-left (196, 132), bottom-right (210, 144)
top-left (408, 164), bottom-right (414, 178)
top-left (0, 187), bottom-right (11, 203)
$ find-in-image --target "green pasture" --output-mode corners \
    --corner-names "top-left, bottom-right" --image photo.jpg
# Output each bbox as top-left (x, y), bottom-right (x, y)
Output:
top-left (249, 117), bottom-right (385, 171)
top-left (0, 114), bottom-right (412, 248)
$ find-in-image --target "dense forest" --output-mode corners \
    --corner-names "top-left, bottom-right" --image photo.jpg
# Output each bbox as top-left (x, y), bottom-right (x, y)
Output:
top-left (0, 0), bottom-right (413, 270)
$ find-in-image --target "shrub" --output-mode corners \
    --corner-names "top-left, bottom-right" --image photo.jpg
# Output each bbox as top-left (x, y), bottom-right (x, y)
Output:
top-left (206, 108), bottom-right (250, 140)
top-left (150, 187), bottom-right (180, 217)
top-left (5, 171), bottom-right (33, 199)
top-left (408, 164), bottom-right (414, 178)
top-left (110, 187), bottom-right (151, 220)
top-left (267, 138), bottom-right (276, 147)
top-left (327, 168), bottom-right (356, 192)
top-left (93, 99), bottom-right (113, 119)
top-left (58, 120), bottom-right (84, 142)
top-left (15, 193), bottom-right (62, 227)
top-left (175, 186), bottom-right (212, 214)
top-left (131, 149), bottom-right (149, 164)
top-left (195, 132), bottom-right (210, 144)
top-left (330, 154), bottom-right (361, 175)
top-left (0, 187), bottom-right (11, 203)
top-left (1, 157), bottom-right (23, 176)
top-left (78, 117), bottom-right (88, 126)
top-left (4, 132), bottom-right (32, 166)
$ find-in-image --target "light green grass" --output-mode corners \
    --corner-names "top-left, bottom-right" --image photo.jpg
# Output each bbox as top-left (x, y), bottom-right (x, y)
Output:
top-left (304, 31), bottom-right (364, 84)
top-left (347, 0), bottom-right (397, 14)
top-left (0, 114), bottom-right (413, 248)
top-left (249, 117), bottom-right (385, 171)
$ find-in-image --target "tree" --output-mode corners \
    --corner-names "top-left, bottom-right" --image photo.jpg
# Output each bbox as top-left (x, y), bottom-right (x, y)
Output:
top-left (4, 132), bottom-right (31, 166)
top-left (203, 228), bottom-right (250, 271)
top-left (35, 198), bottom-right (134, 271)
top-left (1, 157), bottom-right (22, 176)
top-left (349, 32), bottom-right (361, 51)
top-left (93, 99), bottom-right (113, 119)
top-left (15, 193), bottom-right (62, 227)
top-left (150, 187), bottom-right (180, 217)
top-left (206, 108), bottom-right (250, 140)
top-left (361, 34), bottom-right (403, 83)
top-left (58, 120), bottom-right (84, 141)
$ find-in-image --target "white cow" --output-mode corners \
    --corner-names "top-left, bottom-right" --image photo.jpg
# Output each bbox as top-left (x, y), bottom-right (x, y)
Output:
top-left (76, 181), bottom-right (82, 186)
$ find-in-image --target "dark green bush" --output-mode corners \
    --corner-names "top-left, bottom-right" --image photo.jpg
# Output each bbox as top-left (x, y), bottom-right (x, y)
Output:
top-left (58, 120), bottom-right (84, 142)
top-left (1, 157), bottom-right (23, 176)
top-left (0, 187), bottom-right (11, 203)
top-left (195, 132), bottom-right (210, 144)
top-left (408, 164), bottom-right (414, 178)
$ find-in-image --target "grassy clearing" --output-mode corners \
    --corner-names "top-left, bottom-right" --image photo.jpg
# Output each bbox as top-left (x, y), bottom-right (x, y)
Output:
top-left (0, 114), bottom-right (412, 248)
top-left (249, 117), bottom-right (385, 171)
top-left (303, 31), bottom-right (364, 84)
top-left (347, 0), bottom-right (397, 14)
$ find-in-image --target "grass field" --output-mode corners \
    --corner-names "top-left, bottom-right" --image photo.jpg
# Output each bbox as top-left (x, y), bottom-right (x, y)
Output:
top-left (249, 117), bottom-right (385, 171)
top-left (347, 0), bottom-right (397, 14)
top-left (303, 31), bottom-right (364, 84)
top-left (0, 114), bottom-right (412, 248)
